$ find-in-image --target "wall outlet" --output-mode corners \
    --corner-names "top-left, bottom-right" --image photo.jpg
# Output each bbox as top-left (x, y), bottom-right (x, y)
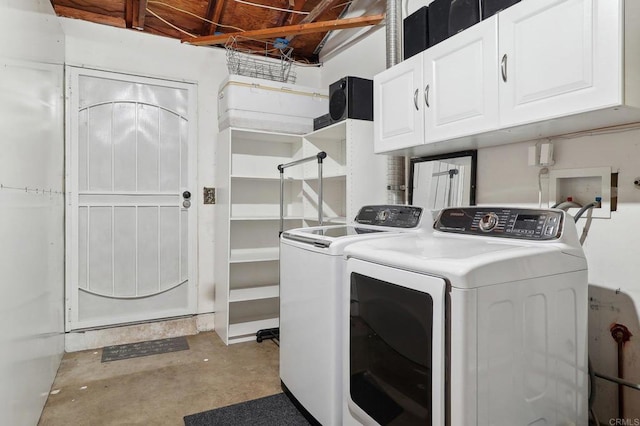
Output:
top-left (539, 142), bottom-right (554, 166)
top-left (203, 187), bottom-right (215, 204)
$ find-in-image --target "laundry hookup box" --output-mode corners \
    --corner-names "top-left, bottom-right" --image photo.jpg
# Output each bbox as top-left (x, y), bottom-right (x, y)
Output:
top-left (217, 75), bottom-right (329, 134)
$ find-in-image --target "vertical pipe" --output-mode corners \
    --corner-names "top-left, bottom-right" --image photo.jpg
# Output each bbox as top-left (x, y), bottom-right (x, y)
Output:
top-left (318, 160), bottom-right (323, 225)
top-left (386, 0), bottom-right (406, 205)
top-left (385, 0), bottom-right (402, 69)
top-left (279, 167), bottom-right (284, 235)
top-left (610, 323), bottom-right (632, 421)
top-left (618, 338), bottom-right (624, 419)
top-left (317, 152), bottom-right (325, 226)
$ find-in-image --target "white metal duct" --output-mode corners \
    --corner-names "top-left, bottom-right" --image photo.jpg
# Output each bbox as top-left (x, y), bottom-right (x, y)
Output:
top-left (386, 0), bottom-right (406, 204)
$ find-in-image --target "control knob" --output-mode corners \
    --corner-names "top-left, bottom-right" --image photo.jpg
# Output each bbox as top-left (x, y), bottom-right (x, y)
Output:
top-left (479, 212), bottom-right (499, 232)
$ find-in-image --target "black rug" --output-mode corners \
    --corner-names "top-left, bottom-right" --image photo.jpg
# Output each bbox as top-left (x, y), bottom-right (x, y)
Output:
top-left (183, 393), bottom-right (311, 426)
top-left (101, 336), bottom-right (189, 362)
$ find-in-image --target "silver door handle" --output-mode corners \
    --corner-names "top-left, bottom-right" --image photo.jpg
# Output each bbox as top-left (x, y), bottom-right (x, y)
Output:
top-left (413, 89), bottom-right (419, 110)
top-left (424, 85), bottom-right (430, 108)
top-left (501, 54), bottom-right (508, 82)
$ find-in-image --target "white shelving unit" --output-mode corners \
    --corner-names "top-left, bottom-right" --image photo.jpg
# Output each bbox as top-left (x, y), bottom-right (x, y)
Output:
top-left (214, 121), bottom-right (386, 344)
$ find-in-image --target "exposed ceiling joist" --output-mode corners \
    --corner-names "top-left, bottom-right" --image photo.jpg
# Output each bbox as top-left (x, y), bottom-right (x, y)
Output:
top-left (134, 0), bottom-right (148, 30)
top-left (277, 0), bottom-right (307, 27)
top-left (286, 0), bottom-right (340, 43)
top-left (125, 0), bottom-right (134, 28)
top-left (53, 4), bottom-right (126, 28)
top-left (182, 14), bottom-right (384, 46)
top-left (202, 0), bottom-right (227, 36)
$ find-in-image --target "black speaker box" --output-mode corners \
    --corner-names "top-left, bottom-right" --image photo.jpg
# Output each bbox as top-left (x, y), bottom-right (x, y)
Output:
top-left (428, 0), bottom-right (451, 46)
top-left (482, 0), bottom-right (520, 19)
top-left (403, 6), bottom-right (429, 60)
top-left (313, 113), bottom-right (333, 131)
top-left (449, 0), bottom-right (480, 36)
top-left (329, 76), bottom-right (373, 123)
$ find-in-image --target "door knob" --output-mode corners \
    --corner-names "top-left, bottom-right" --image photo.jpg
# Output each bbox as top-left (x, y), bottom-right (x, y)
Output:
top-left (183, 190), bottom-right (191, 199)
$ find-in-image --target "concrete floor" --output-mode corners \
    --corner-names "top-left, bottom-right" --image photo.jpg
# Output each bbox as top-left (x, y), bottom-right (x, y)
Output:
top-left (38, 332), bottom-right (281, 425)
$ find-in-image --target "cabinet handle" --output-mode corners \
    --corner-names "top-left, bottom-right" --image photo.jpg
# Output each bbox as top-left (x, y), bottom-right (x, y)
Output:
top-left (413, 89), bottom-right (419, 110)
top-left (424, 85), bottom-right (430, 108)
top-left (501, 54), bottom-right (508, 82)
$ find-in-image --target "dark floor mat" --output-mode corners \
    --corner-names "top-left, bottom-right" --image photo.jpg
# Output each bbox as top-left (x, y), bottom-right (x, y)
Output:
top-left (101, 336), bottom-right (189, 362)
top-left (183, 393), bottom-right (311, 426)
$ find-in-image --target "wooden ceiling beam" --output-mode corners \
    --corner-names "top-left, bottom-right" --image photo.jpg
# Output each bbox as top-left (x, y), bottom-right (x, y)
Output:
top-left (286, 0), bottom-right (340, 42)
top-left (53, 5), bottom-right (126, 28)
top-left (295, 0), bottom-right (336, 25)
top-left (201, 0), bottom-right (217, 35)
top-left (277, 0), bottom-right (307, 27)
top-left (182, 14), bottom-right (384, 46)
top-left (201, 0), bottom-right (227, 36)
top-left (125, 0), bottom-right (134, 28)
top-left (134, 0), bottom-right (148, 29)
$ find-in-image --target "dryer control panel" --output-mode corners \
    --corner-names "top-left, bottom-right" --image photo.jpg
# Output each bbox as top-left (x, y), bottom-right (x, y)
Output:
top-left (435, 207), bottom-right (564, 240)
top-left (355, 205), bottom-right (423, 228)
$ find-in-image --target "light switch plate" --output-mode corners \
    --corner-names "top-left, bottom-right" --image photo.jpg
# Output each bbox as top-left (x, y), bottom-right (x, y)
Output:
top-left (203, 187), bottom-right (215, 204)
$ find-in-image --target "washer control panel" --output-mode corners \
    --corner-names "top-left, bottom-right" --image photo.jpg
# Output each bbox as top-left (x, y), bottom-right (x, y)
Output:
top-left (435, 207), bottom-right (564, 240)
top-left (355, 205), bottom-right (423, 228)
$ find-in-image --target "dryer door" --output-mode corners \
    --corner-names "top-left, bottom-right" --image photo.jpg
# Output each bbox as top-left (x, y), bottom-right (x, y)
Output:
top-left (345, 258), bottom-right (446, 426)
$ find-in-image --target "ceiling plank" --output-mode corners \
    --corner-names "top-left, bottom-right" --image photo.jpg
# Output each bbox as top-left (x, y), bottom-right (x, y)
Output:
top-left (295, 0), bottom-right (337, 25)
top-left (277, 0), bottom-right (307, 27)
top-left (286, 0), bottom-right (340, 42)
top-left (201, 0), bottom-right (227, 36)
top-left (54, 5), bottom-right (126, 28)
top-left (183, 14), bottom-right (384, 46)
top-left (201, 0), bottom-right (217, 35)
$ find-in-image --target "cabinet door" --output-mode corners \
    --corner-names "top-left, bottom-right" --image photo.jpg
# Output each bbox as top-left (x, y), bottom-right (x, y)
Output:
top-left (499, 0), bottom-right (622, 127)
top-left (423, 16), bottom-right (500, 142)
top-left (373, 53), bottom-right (424, 153)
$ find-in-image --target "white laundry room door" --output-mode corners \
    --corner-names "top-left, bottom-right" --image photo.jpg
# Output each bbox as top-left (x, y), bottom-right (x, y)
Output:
top-left (65, 67), bottom-right (198, 331)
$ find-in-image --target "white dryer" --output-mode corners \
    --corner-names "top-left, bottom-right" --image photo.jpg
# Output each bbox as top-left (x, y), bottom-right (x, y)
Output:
top-left (280, 205), bottom-right (432, 426)
top-left (342, 207), bottom-right (589, 426)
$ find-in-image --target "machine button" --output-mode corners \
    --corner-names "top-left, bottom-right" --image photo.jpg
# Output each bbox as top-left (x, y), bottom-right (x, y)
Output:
top-left (478, 213), bottom-right (499, 232)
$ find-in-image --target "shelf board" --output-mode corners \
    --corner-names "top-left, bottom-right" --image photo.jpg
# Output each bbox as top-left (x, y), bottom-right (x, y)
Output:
top-left (230, 175), bottom-right (301, 181)
top-left (304, 216), bottom-right (347, 223)
top-left (228, 317), bottom-right (279, 341)
top-left (230, 216), bottom-right (304, 221)
top-left (229, 127), bottom-right (302, 144)
top-left (229, 247), bottom-right (279, 263)
top-left (305, 120), bottom-right (347, 141)
top-left (304, 173), bottom-right (346, 181)
top-left (229, 285), bottom-right (279, 302)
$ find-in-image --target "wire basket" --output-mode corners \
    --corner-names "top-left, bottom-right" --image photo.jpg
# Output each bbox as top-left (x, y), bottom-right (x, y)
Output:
top-left (225, 36), bottom-right (297, 83)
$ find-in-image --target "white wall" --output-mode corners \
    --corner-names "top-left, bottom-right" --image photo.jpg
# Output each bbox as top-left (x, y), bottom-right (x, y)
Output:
top-left (320, 27), bottom-right (386, 86)
top-left (0, 1), bottom-right (65, 424)
top-left (60, 18), bottom-right (322, 318)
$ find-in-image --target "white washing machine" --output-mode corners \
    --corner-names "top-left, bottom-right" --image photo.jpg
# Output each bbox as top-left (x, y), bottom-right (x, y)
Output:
top-left (280, 205), bottom-right (432, 426)
top-left (342, 207), bottom-right (589, 426)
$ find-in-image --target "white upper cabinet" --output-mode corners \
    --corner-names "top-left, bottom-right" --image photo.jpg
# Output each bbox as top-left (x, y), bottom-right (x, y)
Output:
top-left (374, 0), bottom-right (640, 156)
top-left (424, 15), bottom-right (500, 142)
top-left (499, 0), bottom-right (622, 126)
top-left (374, 53), bottom-right (424, 153)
